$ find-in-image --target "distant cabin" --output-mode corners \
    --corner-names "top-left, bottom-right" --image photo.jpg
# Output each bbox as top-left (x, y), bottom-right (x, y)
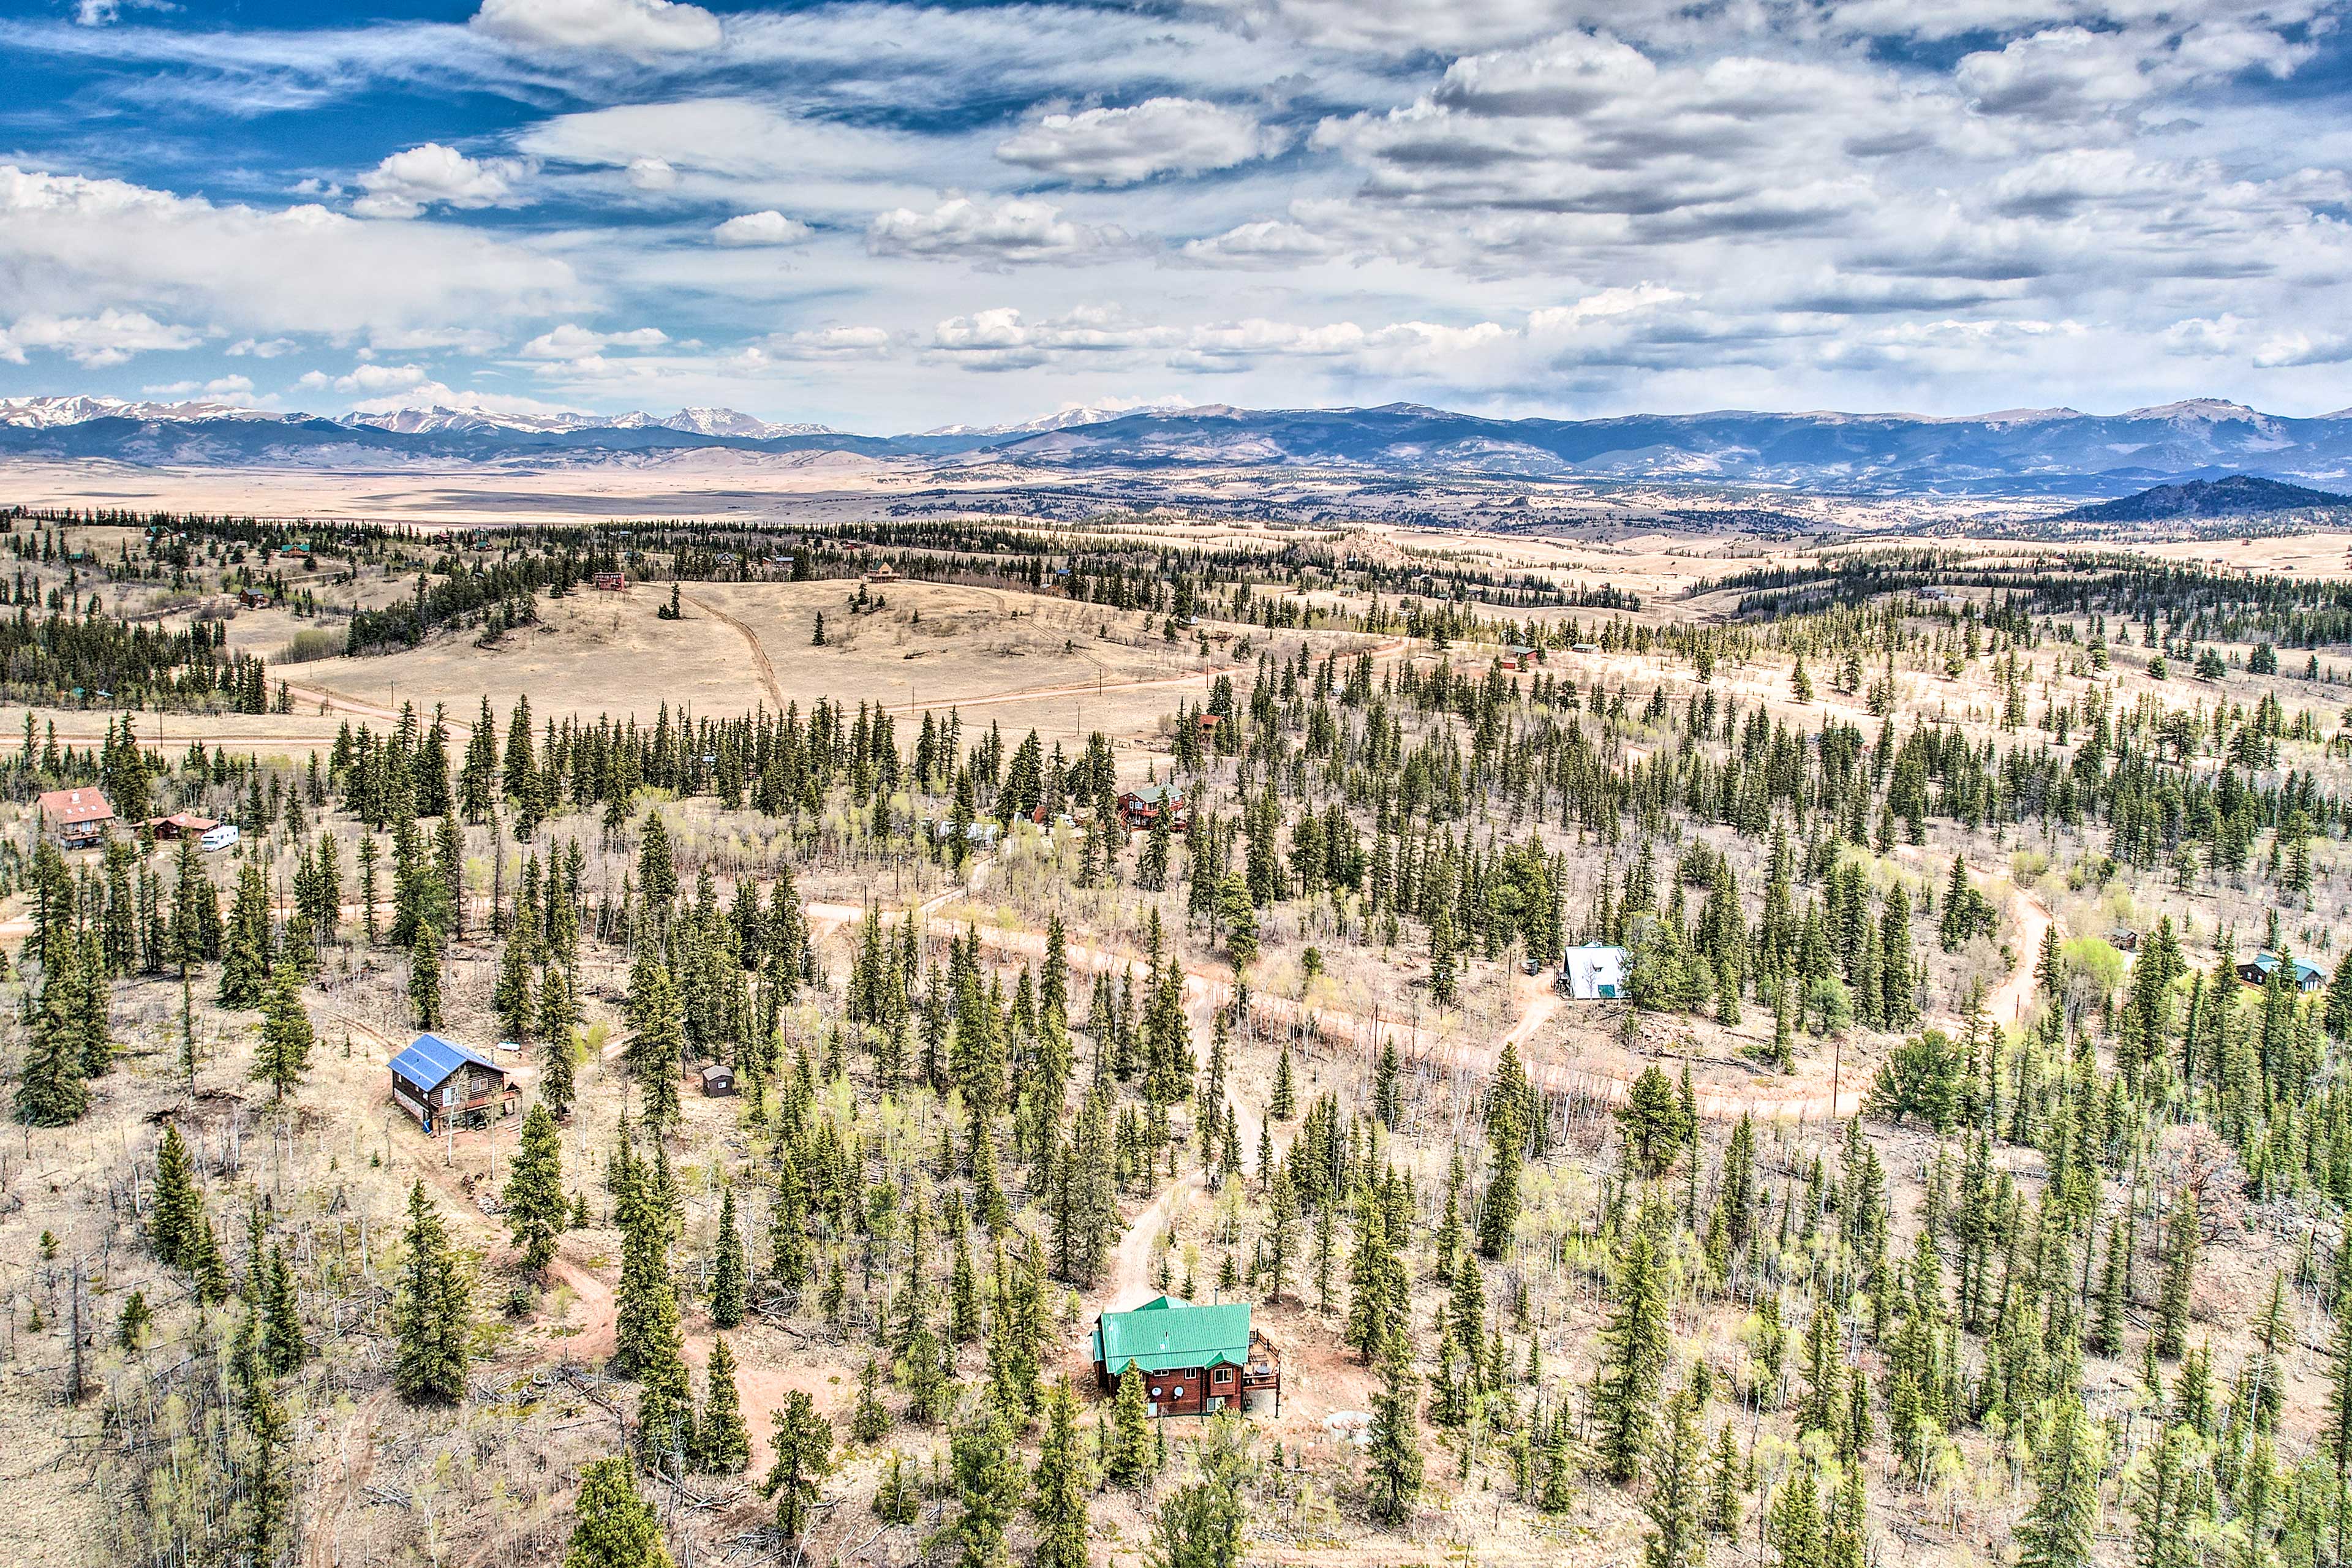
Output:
top-left (146, 811), bottom-right (220, 842)
top-left (593, 572), bottom-right (627, 592)
top-left (238, 588), bottom-right (274, 609)
top-left (1570, 642), bottom-right (1601, 655)
top-left (864, 563), bottom-right (899, 583)
top-left (699, 1063), bottom-right (737, 1096)
top-left (1558, 942), bottom-right (1628, 1001)
top-left (1118, 782), bottom-right (1190, 833)
top-left (388, 1033), bottom-right (518, 1134)
top-left (1499, 644), bottom-right (1543, 671)
top-left (2238, 951), bottom-right (2325, 992)
top-left (1091, 1296), bottom-right (1281, 1417)
top-left (38, 788), bottom-right (114, 850)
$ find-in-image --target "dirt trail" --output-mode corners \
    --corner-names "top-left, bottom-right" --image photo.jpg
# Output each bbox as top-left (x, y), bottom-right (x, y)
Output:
top-left (1989, 887), bottom-right (2056, 1025)
top-left (679, 590), bottom-right (786, 710)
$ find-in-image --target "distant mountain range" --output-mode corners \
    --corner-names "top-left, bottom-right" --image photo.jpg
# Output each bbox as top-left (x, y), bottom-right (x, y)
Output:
top-left (2054, 473), bottom-right (2352, 523)
top-left (7, 393), bottom-right (2352, 497)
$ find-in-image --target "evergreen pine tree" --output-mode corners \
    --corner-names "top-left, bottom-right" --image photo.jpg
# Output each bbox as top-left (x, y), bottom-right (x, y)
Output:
top-left (1768, 1467), bottom-right (1822, 1568)
top-left (540, 967), bottom-right (579, 1118)
top-left (253, 960), bottom-right (315, 1102)
top-left (614, 1164), bottom-right (692, 1466)
top-left (1825, 1462), bottom-right (1867, 1568)
top-left (150, 1123), bottom-right (199, 1267)
top-left (628, 959), bottom-right (685, 1134)
top-left (1366, 1331), bottom-right (1423, 1525)
top-left (1641, 1387), bottom-right (1706, 1568)
top-left (190, 1210), bottom-right (231, 1305)
top-left (950, 1408), bottom-right (1021, 1568)
top-left (2130, 1422), bottom-right (2192, 1568)
top-left (262, 1242), bottom-right (304, 1373)
top-left (16, 937), bottom-right (90, 1126)
top-left (505, 1102), bottom-right (566, 1272)
top-left (1031, 1376), bottom-right (1091, 1568)
top-left (492, 932), bottom-right (535, 1045)
top-left (1707, 1423), bottom-right (1742, 1535)
top-left (565, 1457), bottom-right (674, 1568)
top-left (2155, 1192), bottom-right (2198, 1359)
top-left (409, 921), bottom-right (445, 1030)
top-left (1107, 1363), bottom-right (1155, 1486)
top-left (393, 1182), bottom-right (470, 1403)
top-left (2018, 1395), bottom-right (2101, 1568)
top-left (1592, 1228), bottom-right (1670, 1485)
top-left (851, 1354), bottom-right (891, 1442)
top-left (694, 1337), bottom-right (752, 1473)
top-left (710, 1185), bottom-right (747, 1329)
top-left (763, 1390), bottom-right (835, 1541)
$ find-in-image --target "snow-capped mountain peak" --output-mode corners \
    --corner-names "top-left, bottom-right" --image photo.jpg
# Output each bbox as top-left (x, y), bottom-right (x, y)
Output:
top-left (0, 394), bottom-right (279, 428)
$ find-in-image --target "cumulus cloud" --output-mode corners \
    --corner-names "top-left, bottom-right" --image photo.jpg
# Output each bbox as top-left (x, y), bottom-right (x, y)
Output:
top-left (995, 99), bottom-right (1287, 186)
top-left (869, 197), bottom-right (1133, 265)
top-left (139, 374), bottom-right (258, 401)
top-left (738, 326), bottom-right (894, 363)
top-left (519, 322), bottom-right (669, 358)
top-left (0, 308), bottom-right (203, 366)
top-left (470, 0), bottom-right (722, 58)
top-left (626, 157), bottom-right (679, 191)
top-left (1955, 28), bottom-right (2152, 117)
top-left (0, 165), bottom-right (581, 349)
top-left (712, 210), bottom-right (812, 247)
top-left (928, 305), bottom-right (1166, 368)
top-left (353, 143), bottom-right (534, 219)
top-left (1177, 219), bottom-right (1339, 268)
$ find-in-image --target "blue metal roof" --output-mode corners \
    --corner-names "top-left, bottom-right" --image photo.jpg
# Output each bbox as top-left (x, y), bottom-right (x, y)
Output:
top-left (388, 1033), bottom-right (499, 1091)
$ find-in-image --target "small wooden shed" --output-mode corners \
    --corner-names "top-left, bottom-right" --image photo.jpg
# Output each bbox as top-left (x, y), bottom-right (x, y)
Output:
top-left (699, 1063), bottom-right (737, 1096)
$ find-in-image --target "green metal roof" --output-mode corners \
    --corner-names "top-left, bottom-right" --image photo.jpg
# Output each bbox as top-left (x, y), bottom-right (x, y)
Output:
top-left (1093, 1297), bottom-right (1251, 1374)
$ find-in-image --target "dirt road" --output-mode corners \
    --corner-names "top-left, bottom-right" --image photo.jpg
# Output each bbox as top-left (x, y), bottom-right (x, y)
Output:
top-left (679, 590), bottom-right (786, 710)
top-left (1988, 887), bottom-right (2055, 1025)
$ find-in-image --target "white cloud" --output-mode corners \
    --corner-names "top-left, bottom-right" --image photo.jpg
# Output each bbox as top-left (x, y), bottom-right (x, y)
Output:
top-left (75, 0), bottom-right (175, 26)
top-left (470, 0), bottom-right (722, 58)
top-left (1178, 219), bottom-right (1338, 268)
top-left (713, 210), bottom-right (813, 247)
top-left (766, 326), bottom-right (892, 360)
top-left (625, 157), bottom-right (679, 191)
top-left (299, 361), bottom-right (432, 394)
top-left (227, 336), bottom-right (298, 358)
top-left (353, 143), bottom-right (534, 219)
top-left (366, 325), bottom-right (508, 354)
top-left (0, 165), bottom-right (581, 348)
top-left (995, 99), bottom-right (1287, 186)
top-left (519, 322), bottom-right (669, 358)
top-left (869, 196), bottom-right (1133, 265)
top-left (0, 308), bottom-right (203, 366)
top-left (1955, 28), bottom-right (2152, 117)
top-left (518, 99), bottom-right (931, 190)
top-left (139, 374), bottom-right (257, 401)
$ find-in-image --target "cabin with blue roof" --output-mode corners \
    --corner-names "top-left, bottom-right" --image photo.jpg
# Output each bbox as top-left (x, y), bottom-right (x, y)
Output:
top-left (388, 1033), bottom-right (518, 1133)
top-left (1091, 1295), bottom-right (1281, 1416)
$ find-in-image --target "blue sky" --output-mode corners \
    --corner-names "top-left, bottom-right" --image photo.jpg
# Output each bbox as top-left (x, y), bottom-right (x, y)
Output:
top-left (2, 0), bottom-right (2350, 430)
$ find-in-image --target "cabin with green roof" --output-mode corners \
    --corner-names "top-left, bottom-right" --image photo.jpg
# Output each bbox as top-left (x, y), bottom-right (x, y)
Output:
top-left (1091, 1295), bottom-right (1282, 1416)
